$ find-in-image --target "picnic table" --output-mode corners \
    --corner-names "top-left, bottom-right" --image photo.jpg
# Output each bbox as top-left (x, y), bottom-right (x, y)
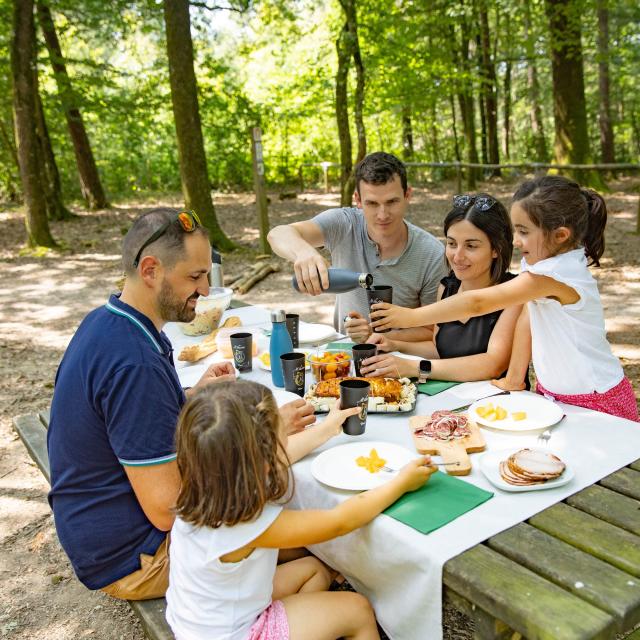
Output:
top-left (13, 301), bottom-right (640, 640)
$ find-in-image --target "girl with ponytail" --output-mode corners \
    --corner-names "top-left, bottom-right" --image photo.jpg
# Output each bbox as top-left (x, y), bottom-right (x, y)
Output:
top-left (370, 176), bottom-right (638, 422)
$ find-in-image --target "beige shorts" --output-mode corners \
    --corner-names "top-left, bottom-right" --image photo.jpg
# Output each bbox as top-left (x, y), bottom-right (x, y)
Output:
top-left (100, 535), bottom-right (169, 601)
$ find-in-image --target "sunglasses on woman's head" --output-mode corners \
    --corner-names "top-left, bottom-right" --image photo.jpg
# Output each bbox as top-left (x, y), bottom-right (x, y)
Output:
top-left (133, 210), bottom-right (202, 268)
top-left (453, 194), bottom-right (497, 212)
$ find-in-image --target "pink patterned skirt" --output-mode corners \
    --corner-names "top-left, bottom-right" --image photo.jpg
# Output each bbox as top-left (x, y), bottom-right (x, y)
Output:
top-left (536, 377), bottom-right (639, 423)
top-left (247, 600), bottom-right (289, 640)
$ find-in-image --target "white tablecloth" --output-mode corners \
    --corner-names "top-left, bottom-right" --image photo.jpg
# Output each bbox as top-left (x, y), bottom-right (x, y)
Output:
top-left (166, 306), bottom-right (640, 640)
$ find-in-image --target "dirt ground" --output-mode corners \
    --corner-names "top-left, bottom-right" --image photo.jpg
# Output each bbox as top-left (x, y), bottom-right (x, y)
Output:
top-left (1, 178), bottom-right (638, 639)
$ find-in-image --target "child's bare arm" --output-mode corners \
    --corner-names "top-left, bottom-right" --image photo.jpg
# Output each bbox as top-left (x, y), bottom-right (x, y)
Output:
top-left (492, 306), bottom-right (530, 391)
top-left (251, 457), bottom-right (434, 549)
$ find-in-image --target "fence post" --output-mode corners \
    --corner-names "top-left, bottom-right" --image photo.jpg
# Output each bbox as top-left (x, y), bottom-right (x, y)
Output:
top-left (250, 127), bottom-right (270, 255)
top-left (454, 162), bottom-right (462, 194)
top-left (321, 161), bottom-right (330, 193)
top-left (298, 165), bottom-right (304, 193)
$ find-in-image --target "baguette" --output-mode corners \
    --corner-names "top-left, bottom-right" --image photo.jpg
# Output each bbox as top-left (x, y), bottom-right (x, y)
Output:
top-left (178, 316), bottom-right (241, 362)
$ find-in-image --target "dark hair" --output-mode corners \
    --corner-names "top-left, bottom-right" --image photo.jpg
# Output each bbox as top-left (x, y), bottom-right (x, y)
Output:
top-left (443, 194), bottom-right (513, 284)
top-left (512, 176), bottom-right (607, 266)
top-left (354, 151), bottom-right (408, 194)
top-left (122, 207), bottom-right (209, 275)
top-left (174, 380), bottom-right (291, 529)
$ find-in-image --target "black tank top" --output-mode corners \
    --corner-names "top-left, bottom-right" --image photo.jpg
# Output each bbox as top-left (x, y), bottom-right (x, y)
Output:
top-left (435, 272), bottom-right (515, 358)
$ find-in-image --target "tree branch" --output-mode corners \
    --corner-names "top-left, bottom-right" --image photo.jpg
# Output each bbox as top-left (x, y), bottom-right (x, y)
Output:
top-left (189, 1), bottom-right (248, 12)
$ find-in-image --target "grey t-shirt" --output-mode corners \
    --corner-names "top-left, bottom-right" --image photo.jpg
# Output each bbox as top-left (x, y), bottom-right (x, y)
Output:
top-left (313, 207), bottom-right (446, 331)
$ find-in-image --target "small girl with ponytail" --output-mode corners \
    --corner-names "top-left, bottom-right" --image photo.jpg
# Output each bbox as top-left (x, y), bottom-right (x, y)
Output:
top-left (370, 176), bottom-right (638, 422)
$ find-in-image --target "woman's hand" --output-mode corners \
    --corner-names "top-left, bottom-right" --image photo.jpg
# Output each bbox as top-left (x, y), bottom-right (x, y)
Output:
top-left (491, 377), bottom-right (526, 392)
top-left (358, 353), bottom-right (417, 379)
top-left (395, 456), bottom-right (436, 492)
top-left (370, 303), bottom-right (420, 331)
top-left (343, 312), bottom-right (372, 343)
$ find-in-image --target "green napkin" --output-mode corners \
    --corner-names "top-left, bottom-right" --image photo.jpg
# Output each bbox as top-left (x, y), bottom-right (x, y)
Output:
top-left (384, 471), bottom-right (493, 534)
top-left (417, 379), bottom-right (461, 395)
top-left (326, 342), bottom-right (354, 352)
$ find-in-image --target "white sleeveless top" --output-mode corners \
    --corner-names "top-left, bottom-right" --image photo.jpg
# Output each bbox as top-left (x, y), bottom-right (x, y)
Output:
top-left (522, 249), bottom-right (623, 395)
top-left (166, 503), bottom-right (283, 640)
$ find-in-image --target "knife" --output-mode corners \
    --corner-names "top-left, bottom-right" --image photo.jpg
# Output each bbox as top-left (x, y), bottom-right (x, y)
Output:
top-left (451, 391), bottom-right (511, 413)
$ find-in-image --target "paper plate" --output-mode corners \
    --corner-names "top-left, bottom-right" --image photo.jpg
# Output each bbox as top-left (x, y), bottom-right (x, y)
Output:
top-left (298, 323), bottom-right (338, 345)
top-left (469, 393), bottom-right (564, 432)
top-left (479, 448), bottom-right (574, 493)
top-left (311, 441), bottom-right (417, 491)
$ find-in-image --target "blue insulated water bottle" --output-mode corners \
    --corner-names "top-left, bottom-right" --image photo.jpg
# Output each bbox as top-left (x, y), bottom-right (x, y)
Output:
top-left (270, 310), bottom-right (293, 388)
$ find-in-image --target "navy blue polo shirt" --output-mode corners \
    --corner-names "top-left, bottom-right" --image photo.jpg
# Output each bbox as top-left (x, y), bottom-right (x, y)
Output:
top-left (48, 294), bottom-right (185, 589)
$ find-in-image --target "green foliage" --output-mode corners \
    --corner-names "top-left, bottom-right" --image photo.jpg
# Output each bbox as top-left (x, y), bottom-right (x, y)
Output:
top-left (2, 0), bottom-right (639, 204)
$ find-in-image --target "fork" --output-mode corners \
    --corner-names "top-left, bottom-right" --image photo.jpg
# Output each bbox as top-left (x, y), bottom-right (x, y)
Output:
top-left (381, 462), bottom-right (460, 473)
top-left (536, 414), bottom-right (566, 446)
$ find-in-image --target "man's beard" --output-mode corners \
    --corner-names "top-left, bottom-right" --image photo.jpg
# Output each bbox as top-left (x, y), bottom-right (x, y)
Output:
top-left (158, 279), bottom-right (198, 323)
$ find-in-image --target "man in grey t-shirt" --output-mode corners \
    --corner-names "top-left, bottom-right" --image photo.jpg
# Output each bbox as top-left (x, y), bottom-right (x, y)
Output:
top-left (268, 152), bottom-right (446, 342)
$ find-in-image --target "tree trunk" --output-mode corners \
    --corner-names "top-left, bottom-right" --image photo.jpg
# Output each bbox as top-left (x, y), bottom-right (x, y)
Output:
top-left (503, 59), bottom-right (512, 159)
top-left (34, 84), bottom-right (71, 220)
top-left (429, 101), bottom-right (440, 162)
top-left (163, 0), bottom-right (234, 250)
top-left (545, 0), bottom-right (604, 187)
top-left (597, 0), bottom-right (615, 163)
top-left (524, 0), bottom-right (548, 162)
top-left (478, 88), bottom-right (488, 166)
top-left (11, 0), bottom-right (55, 247)
top-left (401, 105), bottom-right (414, 161)
top-left (449, 94), bottom-right (461, 163)
top-left (335, 22), bottom-right (353, 206)
top-left (479, 3), bottom-right (500, 175)
top-left (37, 0), bottom-right (109, 210)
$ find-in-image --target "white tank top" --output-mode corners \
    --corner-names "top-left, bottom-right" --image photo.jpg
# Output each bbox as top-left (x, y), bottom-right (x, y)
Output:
top-left (166, 503), bottom-right (283, 640)
top-left (522, 249), bottom-right (623, 395)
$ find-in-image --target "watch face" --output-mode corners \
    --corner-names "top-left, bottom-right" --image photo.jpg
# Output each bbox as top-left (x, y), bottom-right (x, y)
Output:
top-left (420, 360), bottom-right (431, 374)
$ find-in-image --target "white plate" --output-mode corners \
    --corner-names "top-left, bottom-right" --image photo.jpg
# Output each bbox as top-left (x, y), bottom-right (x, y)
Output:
top-left (298, 322), bottom-right (337, 344)
top-left (271, 389), bottom-right (304, 408)
top-left (469, 393), bottom-right (564, 432)
top-left (479, 448), bottom-right (574, 492)
top-left (257, 350), bottom-right (312, 372)
top-left (311, 441), bottom-right (416, 491)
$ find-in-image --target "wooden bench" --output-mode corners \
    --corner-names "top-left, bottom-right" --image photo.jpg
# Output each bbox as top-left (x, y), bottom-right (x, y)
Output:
top-left (13, 410), bottom-right (640, 640)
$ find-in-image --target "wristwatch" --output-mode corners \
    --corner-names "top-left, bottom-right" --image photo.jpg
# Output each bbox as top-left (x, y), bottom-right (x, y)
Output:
top-left (418, 359), bottom-right (432, 384)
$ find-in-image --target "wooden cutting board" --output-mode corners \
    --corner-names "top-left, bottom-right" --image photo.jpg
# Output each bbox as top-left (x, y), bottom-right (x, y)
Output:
top-left (408, 414), bottom-right (486, 476)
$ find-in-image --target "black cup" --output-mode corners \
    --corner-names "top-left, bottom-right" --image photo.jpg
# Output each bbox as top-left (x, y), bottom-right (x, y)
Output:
top-left (352, 343), bottom-right (377, 377)
top-left (339, 379), bottom-right (370, 436)
top-left (285, 313), bottom-right (300, 348)
top-left (367, 285), bottom-right (393, 333)
top-left (230, 332), bottom-right (253, 372)
top-left (280, 352), bottom-right (306, 396)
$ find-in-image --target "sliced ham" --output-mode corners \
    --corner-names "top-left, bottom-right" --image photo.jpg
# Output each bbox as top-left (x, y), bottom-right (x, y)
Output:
top-left (499, 448), bottom-right (566, 486)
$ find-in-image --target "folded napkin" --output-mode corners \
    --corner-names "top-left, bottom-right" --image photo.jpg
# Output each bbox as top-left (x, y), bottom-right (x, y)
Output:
top-left (417, 379), bottom-right (461, 395)
top-left (325, 341), bottom-right (354, 352)
top-left (383, 471), bottom-right (493, 534)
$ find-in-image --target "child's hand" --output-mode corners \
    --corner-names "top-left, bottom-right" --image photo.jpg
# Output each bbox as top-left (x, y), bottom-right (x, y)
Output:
top-left (369, 303), bottom-right (417, 331)
top-left (491, 377), bottom-right (526, 392)
top-left (366, 333), bottom-right (397, 353)
top-left (279, 399), bottom-right (317, 434)
top-left (323, 403), bottom-right (361, 436)
top-left (396, 456), bottom-right (437, 492)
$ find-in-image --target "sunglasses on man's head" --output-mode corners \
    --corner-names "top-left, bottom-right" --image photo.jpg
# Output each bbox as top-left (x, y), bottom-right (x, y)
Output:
top-left (133, 210), bottom-right (202, 268)
top-left (453, 194), bottom-right (497, 212)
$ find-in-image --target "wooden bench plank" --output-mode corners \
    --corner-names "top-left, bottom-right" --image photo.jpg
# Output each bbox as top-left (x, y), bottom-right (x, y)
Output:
top-left (13, 414), bottom-right (50, 482)
top-left (530, 503), bottom-right (640, 577)
top-left (567, 484), bottom-right (640, 536)
top-left (488, 522), bottom-right (640, 631)
top-left (129, 600), bottom-right (173, 640)
top-left (444, 544), bottom-right (616, 640)
top-left (599, 468), bottom-right (640, 501)
top-left (630, 460), bottom-right (640, 473)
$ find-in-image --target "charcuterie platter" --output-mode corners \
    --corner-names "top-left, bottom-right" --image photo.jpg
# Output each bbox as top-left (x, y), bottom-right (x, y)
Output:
top-left (408, 410), bottom-right (485, 476)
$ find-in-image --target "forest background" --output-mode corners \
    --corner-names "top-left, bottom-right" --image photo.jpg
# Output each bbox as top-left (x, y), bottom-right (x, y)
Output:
top-left (1, 0), bottom-right (640, 638)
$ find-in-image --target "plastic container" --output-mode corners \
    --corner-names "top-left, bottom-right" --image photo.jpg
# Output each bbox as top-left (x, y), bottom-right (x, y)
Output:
top-left (307, 350), bottom-right (352, 383)
top-left (270, 310), bottom-right (293, 388)
top-left (292, 269), bottom-right (372, 294)
top-left (180, 287), bottom-right (233, 336)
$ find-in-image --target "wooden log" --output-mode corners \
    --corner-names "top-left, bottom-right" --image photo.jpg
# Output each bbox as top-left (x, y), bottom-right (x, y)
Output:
top-left (237, 262), bottom-right (280, 294)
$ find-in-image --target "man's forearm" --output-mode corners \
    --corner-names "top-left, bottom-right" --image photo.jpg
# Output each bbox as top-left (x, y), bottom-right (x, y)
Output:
top-left (268, 225), bottom-right (311, 262)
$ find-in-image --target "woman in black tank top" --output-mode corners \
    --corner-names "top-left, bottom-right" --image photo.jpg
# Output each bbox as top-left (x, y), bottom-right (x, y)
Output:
top-left (359, 194), bottom-right (528, 387)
